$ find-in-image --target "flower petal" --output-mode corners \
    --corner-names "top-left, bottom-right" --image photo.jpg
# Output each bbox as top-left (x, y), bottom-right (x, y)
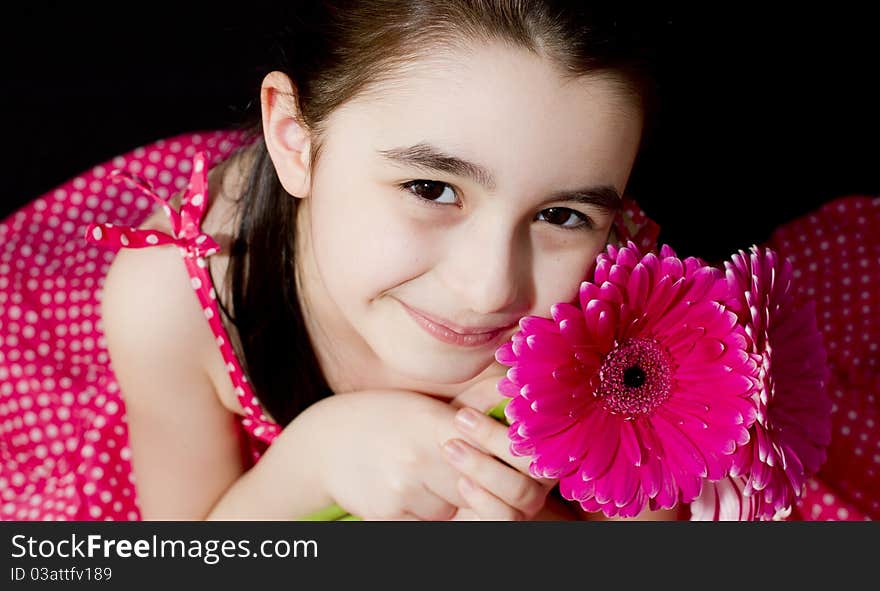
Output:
top-left (626, 262), bottom-right (651, 309)
top-left (578, 412), bottom-right (623, 480)
top-left (618, 420), bottom-right (643, 467)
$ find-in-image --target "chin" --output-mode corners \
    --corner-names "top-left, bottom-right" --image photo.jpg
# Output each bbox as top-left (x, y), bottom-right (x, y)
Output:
top-left (384, 346), bottom-right (496, 386)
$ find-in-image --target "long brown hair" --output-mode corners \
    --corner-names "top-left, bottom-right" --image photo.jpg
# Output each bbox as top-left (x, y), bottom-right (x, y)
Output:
top-left (222, 1), bottom-right (667, 427)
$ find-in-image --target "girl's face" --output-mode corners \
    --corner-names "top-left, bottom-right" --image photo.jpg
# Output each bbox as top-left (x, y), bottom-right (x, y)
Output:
top-left (292, 42), bottom-right (643, 392)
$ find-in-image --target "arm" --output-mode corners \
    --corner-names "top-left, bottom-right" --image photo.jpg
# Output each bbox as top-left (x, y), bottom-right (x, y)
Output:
top-left (204, 402), bottom-right (333, 520)
top-left (102, 243), bottom-right (330, 520)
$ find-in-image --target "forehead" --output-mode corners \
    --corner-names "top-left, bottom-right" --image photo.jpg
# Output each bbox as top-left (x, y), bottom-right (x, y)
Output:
top-left (325, 42), bottom-right (642, 187)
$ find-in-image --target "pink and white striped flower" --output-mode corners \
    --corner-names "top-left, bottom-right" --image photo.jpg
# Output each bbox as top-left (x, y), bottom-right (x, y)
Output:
top-left (692, 247), bottom-right (832, 520)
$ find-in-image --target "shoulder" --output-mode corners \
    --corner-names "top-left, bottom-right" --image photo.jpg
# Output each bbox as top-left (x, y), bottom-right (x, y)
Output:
top-left (100, 216), bottom-right (215, 376)
top-left (101, 189), bottom-right (247, 417)
top-left (102, 225), bottom-right (253, 419)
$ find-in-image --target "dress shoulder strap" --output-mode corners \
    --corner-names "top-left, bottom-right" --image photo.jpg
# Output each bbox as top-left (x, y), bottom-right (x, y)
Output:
top-left (84, 151), bottom-right (281, 444)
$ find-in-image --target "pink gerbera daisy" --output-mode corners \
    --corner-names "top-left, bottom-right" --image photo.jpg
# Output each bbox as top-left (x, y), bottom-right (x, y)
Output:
top-left (496, 242), bottom-right (760, 518)
top-left (692, 247), bottom-right (832, 520)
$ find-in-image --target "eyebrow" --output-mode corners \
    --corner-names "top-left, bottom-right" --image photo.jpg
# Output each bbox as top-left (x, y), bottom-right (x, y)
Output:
top-left (377, 142), bottom-right (623, 211)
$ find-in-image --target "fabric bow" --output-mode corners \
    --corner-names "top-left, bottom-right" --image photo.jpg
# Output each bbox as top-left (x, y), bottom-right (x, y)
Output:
top-left (84, 151), bottom-right (220, 258)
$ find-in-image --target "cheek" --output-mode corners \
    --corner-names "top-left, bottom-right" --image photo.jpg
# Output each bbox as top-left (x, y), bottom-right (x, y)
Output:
top-left (531, 237), bottom-right (607, 308)
top-left (309, 192), bottom-right (438, 297)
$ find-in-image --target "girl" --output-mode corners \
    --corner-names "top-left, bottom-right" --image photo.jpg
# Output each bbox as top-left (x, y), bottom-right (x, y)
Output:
top-left (5, 2), bottom-right (874, 522)
top-left (1, 1), bottom-right (670, 521)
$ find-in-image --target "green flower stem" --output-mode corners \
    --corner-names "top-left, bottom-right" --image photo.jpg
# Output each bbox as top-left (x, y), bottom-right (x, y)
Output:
top-left (487, 398), bottom-right (510, 423)
top-left (337, 514), bottom-right (363, 521)
top-left (299, 503), bottom-right (350, 521)
top-left (297, 398), bottom-right (511, 521)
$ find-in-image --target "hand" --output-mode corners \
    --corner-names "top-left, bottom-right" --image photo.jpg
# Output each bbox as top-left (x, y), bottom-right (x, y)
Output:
top-left (445, 375), bottom-right (560, 520)
top-left (305, 389), bottom-right (470, 521)
top-left (443, 405), bottom-right (557, 520)
top-left (449, 371), bottom-right (509, 413)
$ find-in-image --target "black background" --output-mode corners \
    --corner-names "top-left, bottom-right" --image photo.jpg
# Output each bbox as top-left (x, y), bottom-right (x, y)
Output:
top-left (2, 4), bottom-right (878, 261)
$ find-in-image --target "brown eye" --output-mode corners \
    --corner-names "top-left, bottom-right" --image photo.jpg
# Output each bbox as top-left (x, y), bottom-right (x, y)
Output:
top-left (403, 180), bottom-right (457, 204)
top-left (537, 207), bottom-right (593, 230)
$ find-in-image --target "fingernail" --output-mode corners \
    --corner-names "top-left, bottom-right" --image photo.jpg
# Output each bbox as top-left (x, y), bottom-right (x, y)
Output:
top-left (442, 439), bottom-right (466, 462)
top-left (455, 408), bottom-right (479, 431)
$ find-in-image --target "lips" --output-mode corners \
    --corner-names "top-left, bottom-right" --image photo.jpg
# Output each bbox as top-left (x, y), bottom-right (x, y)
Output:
top-left (399, 301), bottom-right (517, 348)
top-left (402, 302), bottom-right (515, 335)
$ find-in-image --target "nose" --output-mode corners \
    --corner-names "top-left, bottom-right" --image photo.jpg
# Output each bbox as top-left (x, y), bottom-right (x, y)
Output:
top-left (441, 219), bottom-right (527, 316)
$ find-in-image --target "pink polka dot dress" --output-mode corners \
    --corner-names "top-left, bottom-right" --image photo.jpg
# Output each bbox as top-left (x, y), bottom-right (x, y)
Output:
top-left (0, 128), bottom-right (876, 521)
top-left (0, 129), bottom-right (279, 521)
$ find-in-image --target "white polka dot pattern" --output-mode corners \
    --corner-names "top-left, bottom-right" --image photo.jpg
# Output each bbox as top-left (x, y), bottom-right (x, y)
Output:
top-left (612, 200), bottom-right (660, 252)
top-left (765, 195), bottom-right (879, 521)
top-left (1, 129), bottom-right (875, 522)
top-left (0, 129), bottom-right (278, 522)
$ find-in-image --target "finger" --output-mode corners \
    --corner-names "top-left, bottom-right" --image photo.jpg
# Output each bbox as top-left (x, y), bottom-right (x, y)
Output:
top-left (442, 438), bottom-right (546, 517)
top-left (424, 475), bottom-right (469, 511)
top-left (451, 375), bottom-right (507, 413)
top-left (457, 476), bottom-right (523, 521)
top-left (407, 485), bottom-right (458, 521)
top-left (453, 407), bottom-right (555, 488)
top-left (449, 507), bottom-right (481, 521)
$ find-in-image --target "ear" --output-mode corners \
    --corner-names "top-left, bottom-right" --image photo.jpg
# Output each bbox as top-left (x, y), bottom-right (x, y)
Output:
top-left (260, 71), bottom-right (312, 198)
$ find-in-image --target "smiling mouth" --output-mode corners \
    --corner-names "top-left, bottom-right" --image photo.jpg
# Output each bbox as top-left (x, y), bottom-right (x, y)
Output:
top-left (398, 301), bottom-right (515, 347)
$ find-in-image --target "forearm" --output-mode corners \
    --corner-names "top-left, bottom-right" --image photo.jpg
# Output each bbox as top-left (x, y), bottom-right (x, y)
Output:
top-left (206, 408), bottom-right (332, 520)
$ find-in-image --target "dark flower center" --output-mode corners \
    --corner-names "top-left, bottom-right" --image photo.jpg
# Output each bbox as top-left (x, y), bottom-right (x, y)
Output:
top-left (596, 337), bottom-right (673, 418)
top-left (623, 366), bottom-right (646, 388)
